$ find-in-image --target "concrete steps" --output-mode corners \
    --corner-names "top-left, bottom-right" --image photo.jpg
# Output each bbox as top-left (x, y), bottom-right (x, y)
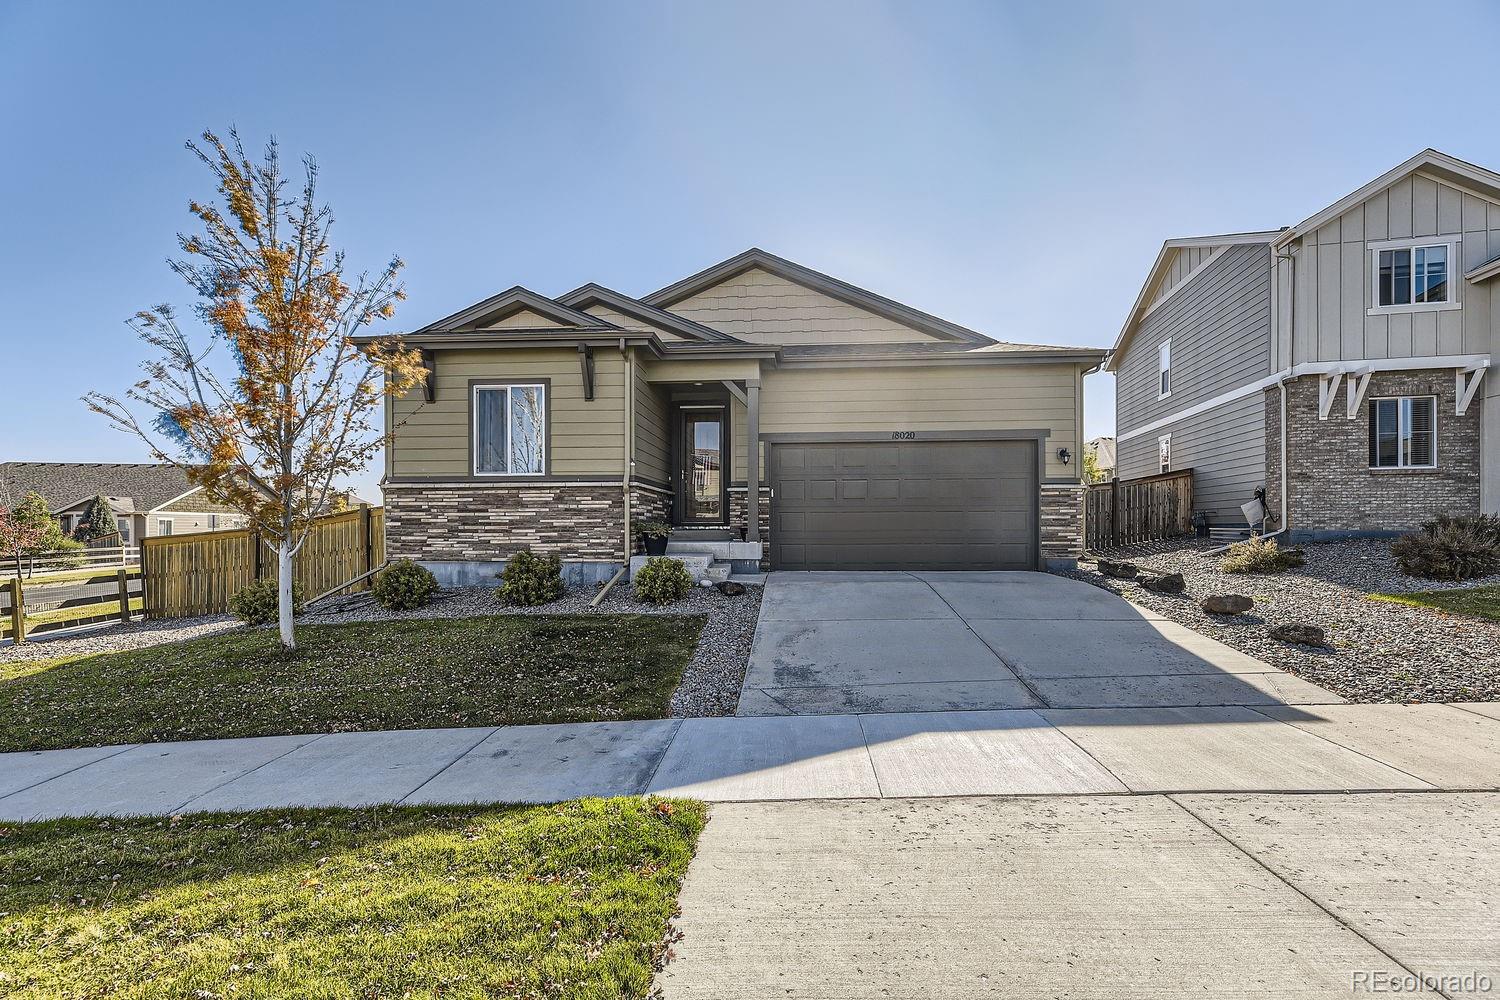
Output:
top-left (627, 536), bottom-right (764, 582)
top-left (628, 551), bottom-right (732, 583)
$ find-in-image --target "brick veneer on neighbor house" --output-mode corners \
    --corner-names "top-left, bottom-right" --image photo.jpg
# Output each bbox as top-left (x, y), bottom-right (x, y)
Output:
top-left (384, 483), bottom-right (628, 562)
top-left (1264, 370), bottom-right (1480, 537)
top-left (1040, 484), bottom-right (1085, 562)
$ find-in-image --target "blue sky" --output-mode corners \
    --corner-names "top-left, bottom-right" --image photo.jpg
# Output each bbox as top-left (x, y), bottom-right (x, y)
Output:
top-left (4, 0), bottom-right (1499, 501)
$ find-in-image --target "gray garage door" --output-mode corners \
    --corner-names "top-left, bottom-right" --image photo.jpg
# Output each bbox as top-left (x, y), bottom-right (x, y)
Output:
top-left (768, 439), bottom-right (1038, 571)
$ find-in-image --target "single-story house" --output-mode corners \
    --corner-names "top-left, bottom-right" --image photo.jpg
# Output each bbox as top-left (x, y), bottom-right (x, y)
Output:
top-left (1108, 149), bottom-right (1500, 539)
top-left (360, 248), bottom-right (1105, 584)
top-left (0, 462), bottom-right (247, 543)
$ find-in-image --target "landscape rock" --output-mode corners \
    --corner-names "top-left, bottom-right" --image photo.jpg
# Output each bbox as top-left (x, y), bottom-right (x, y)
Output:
top-left (1140, 572), bottom-right (1186, 595)
top-left (1201, 594), bottom-right (1254, 615)
top-left (1097, 560), bottom-right (1139, 580)
top-left (717, 581), bottom-right (747, 596)
top-left (1269, 623), bottom-right (1328, 648)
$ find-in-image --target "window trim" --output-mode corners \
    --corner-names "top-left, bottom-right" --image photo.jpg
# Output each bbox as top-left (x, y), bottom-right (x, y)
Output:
top-left (1367, 238), bottom-right (1460, 316)
top-left (1157, 433), bottom-right (1171, 473)
top-left (1367, 394), bottom-right (1437, 470)
top-left (1157, 340), bottom-right (1172, 399)
top-left (470, 380), bottom-right (550, 478)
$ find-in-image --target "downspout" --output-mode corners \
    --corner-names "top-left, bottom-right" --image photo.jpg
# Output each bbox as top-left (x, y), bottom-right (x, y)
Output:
top-left (1266, 241), bottom-right (1298, 540)
top-left (621, 338), bottom-right (633, 568)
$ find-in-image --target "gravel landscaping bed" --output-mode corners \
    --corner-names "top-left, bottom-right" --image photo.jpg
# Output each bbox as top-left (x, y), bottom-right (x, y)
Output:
top-left (302, 580), bottom-right (763, 717)
top-left (0, 615), bottom-right (240, 666)
top-left (1062, 538), bottom-right (1500, 703)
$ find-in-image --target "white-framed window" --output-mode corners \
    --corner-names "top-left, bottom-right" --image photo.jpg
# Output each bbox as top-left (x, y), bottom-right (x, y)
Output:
top-left (1370, 240), bottom-right (1457, 313)
top-left (116, 517), bottom-right (132, 543)
top-left (1157, 433), bottom-right (1171, 473)
top-left (1157, 340), bottom-right (1172, 399)
top-left (157, 518), bottom-right (173, 536)
top-left (473, 383), bottom-right (547, 476)
top-left (1368, 395), bottom-right (1436, 469)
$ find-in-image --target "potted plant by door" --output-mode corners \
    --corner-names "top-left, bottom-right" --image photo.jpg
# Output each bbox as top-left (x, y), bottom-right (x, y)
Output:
top-left (639, 520), bottom-right (671, 556)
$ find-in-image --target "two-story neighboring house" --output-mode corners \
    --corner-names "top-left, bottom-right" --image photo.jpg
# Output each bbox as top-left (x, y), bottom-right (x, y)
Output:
top-left (1108, 150), bottom-right (1500, 539)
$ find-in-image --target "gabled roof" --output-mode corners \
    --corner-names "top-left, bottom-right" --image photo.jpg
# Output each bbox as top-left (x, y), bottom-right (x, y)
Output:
top-left (643, 247), bottom-right (995, 345)
top-left (1274, 148), bottom-right (1500, 249)
top-left (0, 462), bottom-right (198, 514)
top-left (1466, 248), bottom-right (1500, 285)
top-left (1106, 231), bottom-right (1284, 372)
top-left (555, 283), bottom-right (741, 343)
top-left (413, 285), bottom-right (620, 333)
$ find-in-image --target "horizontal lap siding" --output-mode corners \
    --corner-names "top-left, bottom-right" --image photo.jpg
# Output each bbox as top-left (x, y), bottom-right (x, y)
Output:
top-left (664, 267), bottom-right (930, 345)
top-left (757, 364), bottom-right (1080, 480)
top-left (391, 348), bottom-right (624, 478)
top-left (1117, 393), bottom-right (1265, 524)
top-left (1117, 244), bottom-right (1273, 430)
top-left (634, 364), bottom-right (671, 485)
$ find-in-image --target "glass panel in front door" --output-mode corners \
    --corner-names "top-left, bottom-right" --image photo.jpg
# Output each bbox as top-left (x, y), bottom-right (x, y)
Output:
top-left (686, 413), bottom-right (723, 521)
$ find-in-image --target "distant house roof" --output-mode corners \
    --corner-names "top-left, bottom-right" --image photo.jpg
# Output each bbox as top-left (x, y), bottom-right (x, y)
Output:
top-left (0, 463), bottom-right (199, 515)
top-left (1086, 436), bottom-right (1117, 470)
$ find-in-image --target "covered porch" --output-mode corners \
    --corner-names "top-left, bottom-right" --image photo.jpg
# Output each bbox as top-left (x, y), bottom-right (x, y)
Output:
top-left (634, 355), bottom-right (767, 550)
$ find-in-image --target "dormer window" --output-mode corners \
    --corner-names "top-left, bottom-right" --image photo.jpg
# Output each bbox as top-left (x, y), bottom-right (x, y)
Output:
top-left (1372, 241), bottom-right (1455, 313)
top-left (1157, 340), bottom-right (1171, 399)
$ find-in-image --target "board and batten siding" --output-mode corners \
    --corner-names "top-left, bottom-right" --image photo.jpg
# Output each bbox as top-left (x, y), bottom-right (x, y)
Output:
top-left (1145, 244), bottom-right (1225, 311)
top-left (751, 364), bottom-right (1082, 481)
top-left (1115, 242), bottom-right (1272, 523)
top-left (390, 347), bottom-right (624, 478)
top-left (1276, 172), bottom-right (1500, 368)
top-left (662, 267), bottom-right (935, 346)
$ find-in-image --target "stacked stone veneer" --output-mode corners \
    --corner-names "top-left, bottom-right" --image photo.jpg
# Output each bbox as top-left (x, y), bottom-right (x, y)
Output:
top-left (728, 487), bottom-right (773, 546)
top-left (384, 483), bottom-right (627, 562)
top-left (628, 484), bottom-right (672, 554)
top-left (1040, 484), bottom-right (1085, 561)
top-left (1265, 370), bottom-right (1480, 537)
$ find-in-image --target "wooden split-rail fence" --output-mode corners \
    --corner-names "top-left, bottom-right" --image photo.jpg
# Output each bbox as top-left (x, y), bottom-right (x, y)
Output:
top-left (1084, 469), bottom-right (1194, 551)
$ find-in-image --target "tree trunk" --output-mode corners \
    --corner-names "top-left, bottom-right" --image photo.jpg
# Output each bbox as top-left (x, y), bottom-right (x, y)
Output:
top-left (277, 540), bottom-right (296, 650)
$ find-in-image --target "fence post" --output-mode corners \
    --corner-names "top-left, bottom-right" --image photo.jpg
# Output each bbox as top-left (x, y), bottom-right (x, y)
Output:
top-left (138, 540), bottom-right (148, 620)
top-left (117, 568), bottom-right (131, 624)
top-left (8, 578), bottom-right (23, 643)
top-left (359, 503), bottom-right (373, 584)
top-left (252, 531), bottom-right (263, 581)
top-left (1109, 479), bottom-right (1120, 547)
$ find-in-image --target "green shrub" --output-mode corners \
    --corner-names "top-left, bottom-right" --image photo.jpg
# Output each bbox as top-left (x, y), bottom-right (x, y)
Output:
top-left (229, 578), bottom-right (305, 626)
top-left (637, 520), bottom-right (671, 540)
top-left (1221, 536), bottom-right (1305, 574)
top-left (497, 550), bottom-right (566, 606)
top-left (372, 558), bottom-right (438, 611)
top-left (633, 556), bottom-right (694, 605)
top-left (1391, 514), bottom-right (1500, 581)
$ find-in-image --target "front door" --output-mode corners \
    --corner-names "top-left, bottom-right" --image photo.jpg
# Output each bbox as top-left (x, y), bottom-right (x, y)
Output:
top-left (677, 406), bottom-right (726, 524)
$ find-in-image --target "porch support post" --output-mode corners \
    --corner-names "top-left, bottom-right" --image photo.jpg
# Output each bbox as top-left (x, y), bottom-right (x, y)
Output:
top-left (746, 380), bottom-right (760, 545)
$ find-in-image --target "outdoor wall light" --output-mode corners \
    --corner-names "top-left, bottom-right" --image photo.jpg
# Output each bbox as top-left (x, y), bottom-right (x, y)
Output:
top-left (1058, 447), bottom-right (1071, 465)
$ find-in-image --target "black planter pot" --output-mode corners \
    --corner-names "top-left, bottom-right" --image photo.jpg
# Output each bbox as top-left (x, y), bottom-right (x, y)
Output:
top-left (644, 535), bottom-right (669, 556)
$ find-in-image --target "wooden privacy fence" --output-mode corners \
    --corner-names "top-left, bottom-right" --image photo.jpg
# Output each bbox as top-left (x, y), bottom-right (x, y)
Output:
top-left (141, 505), bottom-right (384, 619)
top-left (1085, 469), bottom-right (1193, 550)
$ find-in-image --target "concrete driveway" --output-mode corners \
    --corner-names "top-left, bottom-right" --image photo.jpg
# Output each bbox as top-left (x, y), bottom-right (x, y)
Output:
top-left (738, 571), bottom-right (1339, 715)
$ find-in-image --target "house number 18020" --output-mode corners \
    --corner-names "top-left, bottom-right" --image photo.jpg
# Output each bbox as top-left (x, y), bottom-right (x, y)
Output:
top-left (890, 431), bottom-right (916, 440)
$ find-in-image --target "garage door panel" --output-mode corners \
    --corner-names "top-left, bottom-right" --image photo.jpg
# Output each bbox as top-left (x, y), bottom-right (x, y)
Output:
top-left (771, 440), bottom-right (1038, 571)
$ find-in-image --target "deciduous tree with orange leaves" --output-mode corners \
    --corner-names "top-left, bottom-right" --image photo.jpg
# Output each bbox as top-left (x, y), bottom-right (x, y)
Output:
top-left (87, 129), bottom-right (427, 649)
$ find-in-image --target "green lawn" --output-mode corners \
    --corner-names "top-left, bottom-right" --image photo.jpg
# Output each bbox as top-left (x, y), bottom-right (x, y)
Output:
top-left (0, 614), bottom-right (704, 752)
top-left (1368, 584), bottom-right (1500, 622)
top-left (0, 798), bottom-right (706, 999)
top-left (1, 566), bottom-right (136, 586)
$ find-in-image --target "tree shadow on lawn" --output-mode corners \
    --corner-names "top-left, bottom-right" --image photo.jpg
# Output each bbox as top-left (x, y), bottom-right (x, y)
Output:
top-left (0, 796), bottom-right (706, 999)
top-left (0, 614), bottom-right (706, 753)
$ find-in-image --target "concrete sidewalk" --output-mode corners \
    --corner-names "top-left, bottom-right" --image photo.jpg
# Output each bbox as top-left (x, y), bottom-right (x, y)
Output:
top-left (2, 702), bottom-right (1499, 819)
